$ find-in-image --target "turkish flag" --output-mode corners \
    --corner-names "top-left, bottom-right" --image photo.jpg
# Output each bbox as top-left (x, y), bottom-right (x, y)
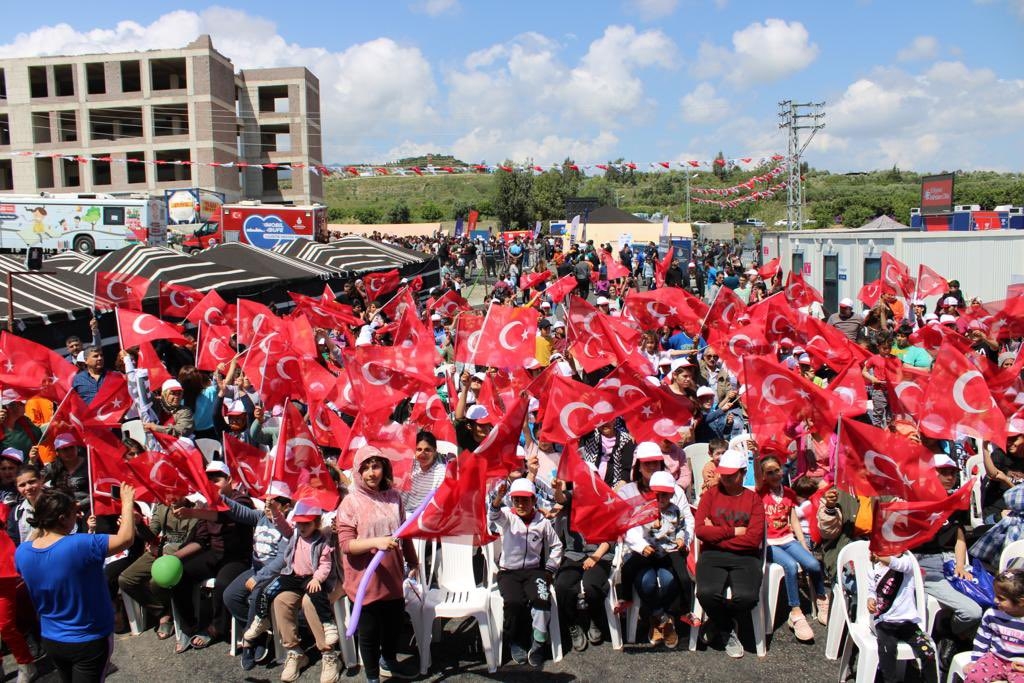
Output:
top-left (742, 355), bottom-right (836, 441)
top-left (566, 297), bottom-right (647, 373)
top-left (223, 434), bottom-right (271, 497)
top-left (858, 279), bottom-right (895, 308)
top-left (600, 250), bottom-right (630, 280)
top-left (916, 263), bottom-right (948, 298)
top-left (195, 323), bottom-right (236, 372)
top-left (539, 376), bottom-right (618, 443)
top-left (41, 389), bottom-right (89, 449)
top-left (886, 364), bottom-right (929, 418)
top-left (545, 274), bottom-right (578, 303)
top-left (475, 392), bottom-right (531, 480)
top-left (116, 308), bottom-right (188, 349)
top-left (705, 285), bottom-right (747, 333)
top-left (409, 390), bottom-right (456, 443)
top-left (288, 292), bottom-right (362, 329)
top-left (621, 379), bottom-right (694, 444)
top-left (363, 269), bottom-right (401, 301)
top-left (299, 359), bottom-right (342, 406)
top-left (836, 417), bottom-right (947, 502)
top-left (94, 271), bottom-right (151, 312)
top-left (344, 345), bottom-right (436, 414)
top-left (758, 258), bottom-right (781, 281)
top-left (379, 287), bottom-right (417, 322)
top-left (185, 289), bottom-right (231, 327)
top-left (881, 252), bottom-right (915, 298)
top-left (708, 320), bottom-right (773, 374)
top-left (519, 270), bottom-right (551, 292)
top-left (135, 342), bottom-right (171, 392)
top-left (236, 299), bottom-right (281, 347)
top-left (395, 449), bottom-right (497, 545)
top-left (271, 402), bottom-right (340, 510)
top-left (870, 481), bottom-right (972, 556)
top-left (159, 282), bottom-right (202, 319)
top-left (0, 332), bottom-right (77, 398)
top-left (472, 304), bottom-right (539, 370)
top-left (150, 432), bottom-right (225, 508)
top-left (85, 372), bottom-right (131, 427)
top-left (559, 444), bottom-right (660, 544)
top-left (88, 429), bottom-right (145, 514)
top-left (826, 364), bottom-right (868, 418)
top-left (428, 290), bottom-right (470, 318)
top-left (307, 400), bottom-right (351, 449)
top-left (784, 271), bottom-right (823, 308)
top-left (654, 247), bottom-right (674, 288)
top-left (960, 298), bottom-right (1024, 342)
top-left (409, 275), bottom-right (424, 293)
top-left (623, 288), bottom-right (707, 335)
top-left (125, 449), bottom-right (195, 507)
top-left (919, 342), bottom-right (1006, 442)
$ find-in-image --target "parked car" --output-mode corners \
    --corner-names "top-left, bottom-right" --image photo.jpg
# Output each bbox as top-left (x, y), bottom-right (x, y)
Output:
top-left (743, 218), bottom-right (766, 227)
top-left (773, 219), bottom-right (789, 227)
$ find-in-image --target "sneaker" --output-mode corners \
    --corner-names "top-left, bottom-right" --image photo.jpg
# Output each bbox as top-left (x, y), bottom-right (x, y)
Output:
top-left (244, 616), bottom-right (271, 643)
top-left (379, 657), bottom-right (417, 679)
top-left (725, 631), bottom-right (744, 659)
top-left (240, 646), bottom-right (256, 672)
top-left (569, 624), bottom-right (587, 652)
top-left (527, 639), bottom-right (545, 667)
top-left (322, 622), bottom-right (339, 647)
top-left (254, 642), bottom-right (271, 664)
top-left (280, 650), bottom-right (309, 683)
top-left (662, 617), bottom-right (679, 648)
top-left (16, 663), bottom-right (36, 683)
top-left (509, 642), bottom-right (528, 665)
top-left (789, 614), bottom-right (814, 642)
top-left (319, 651), bottom-right (340, 683)
top-left (649, 615), bottom-right (665, 646)
top-left (700, 622), bottom-right (723, 650)
top-left (587, 623), bottom-right (604, 646)
top-left (816, 596), bottom-right (830, 626)
top-left (937, 637), bottom-right (959, 675)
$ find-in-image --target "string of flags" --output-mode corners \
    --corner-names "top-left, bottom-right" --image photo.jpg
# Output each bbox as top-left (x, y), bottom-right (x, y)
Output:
top-left (690, 164), bottom-right (786, 196)
top-left (2, 150), bottom-right (786, 180)
top-left (692, 181), bottom-right (789, 208)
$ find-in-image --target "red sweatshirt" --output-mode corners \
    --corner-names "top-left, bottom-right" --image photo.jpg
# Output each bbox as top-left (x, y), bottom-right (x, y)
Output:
top-left (694, 485), bottom-right (766, 556)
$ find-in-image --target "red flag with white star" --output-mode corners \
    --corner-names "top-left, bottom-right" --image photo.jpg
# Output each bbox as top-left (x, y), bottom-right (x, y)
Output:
top-left (870, 481), bottom-right (972, 556)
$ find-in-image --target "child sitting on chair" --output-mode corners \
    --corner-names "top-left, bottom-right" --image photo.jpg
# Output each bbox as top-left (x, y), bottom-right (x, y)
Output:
top-left (868, 550), bottom-right (939, 683)
top-left (964, 567), bottom-right (1024, 683)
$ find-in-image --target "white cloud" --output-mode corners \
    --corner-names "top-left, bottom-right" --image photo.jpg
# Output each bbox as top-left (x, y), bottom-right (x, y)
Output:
top-left (626, 0), bottom-right (679, 20)
top-left (896, 35), bottom-right (938, 61)
top-left (680, 83), bottom-right (730, 124)
top-left (410, 0), bottom-right (460, 16)
top-left (692, 18), bottom-right (819, 85)
top-left (451, 129), bottom-right (619, 166)
top-left (0, 9), bottom-right (440, 162)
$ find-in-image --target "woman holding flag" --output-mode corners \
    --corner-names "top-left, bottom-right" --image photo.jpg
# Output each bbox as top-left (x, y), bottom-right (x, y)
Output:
top-left (335, 448), bottom-right (418, 682)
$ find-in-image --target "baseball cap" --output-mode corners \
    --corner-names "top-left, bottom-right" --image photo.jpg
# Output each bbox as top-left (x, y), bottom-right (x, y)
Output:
top-left (1008, 415), bottom-right (1024, 437)
top-left (717, 449), bottom-right (748, 475)
top-left (266, 480), bottom-right (292, 500)
top-left (538, 319), bottom-right (552, 329)
top-left (465, 404), bottom-right (493, 423)
top-left (75, 351), bottom-right (86, 364)
top-left (540, 302), bottom-right (551, 309)
top-left (649, 470), bottom-right (676, 493)
top-left (596, 296), bottom-right (610, 306)
top-left (225, 400), bottom-right (247, 416)
top-left (688, 262), bottom-right (696, 268)
top-left (923, 313), bottom-right (939, 323)
top-left (292, 499), bottom-right (324, 523)
top-left (0, 389), bottom-right (23, 405)
top-left (552, 321), bottom-right (565, 330)
top-left (161, 379), bottom-right (183, 393)
top-left (839, 298), bottom-right (854, 308)
top-left (635, 441), bottom-right (665, 462)
top-left (430, 314), bottom-right (442, 322)
top-left (0, 448), bottom-right (23, 464)
top-left (696, 386), bottom-right (715, 399)
top-left (471, 371), bottom-right (487, 382)
top-left (516, 445), bottom-right (527, 458)
top-left (53, 433), bottom-right (79, 449)
top-left (509, 478), bottom-right (536, 497)
top-left (670, 358), bottom-right (693, 373)
top-left (931, 453), bottom-right (958, 470)
top-left (798, 353), bottom-right (812, 365)
top-left (940, 314), bottom-right (957, 324)
top-left (527, 396), bottom-right (540, 412)
top-left (943, 296), bottom-right (958, 306)
top-left (205, 461), bottom-right (230, 478)
top-left (779, 338), bottom-right (794, 348)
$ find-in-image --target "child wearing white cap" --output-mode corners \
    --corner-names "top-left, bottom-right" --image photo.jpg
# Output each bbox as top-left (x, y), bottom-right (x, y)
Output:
top-left (489, 477), bottom-right (564, 667)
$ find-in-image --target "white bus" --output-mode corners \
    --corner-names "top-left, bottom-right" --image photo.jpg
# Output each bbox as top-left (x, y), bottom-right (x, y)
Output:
top-left (0, 193), bottom-right (167, 255)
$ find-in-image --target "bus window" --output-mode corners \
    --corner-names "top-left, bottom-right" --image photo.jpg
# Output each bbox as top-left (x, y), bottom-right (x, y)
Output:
top-left (104, 207), bottom-right (125, 225)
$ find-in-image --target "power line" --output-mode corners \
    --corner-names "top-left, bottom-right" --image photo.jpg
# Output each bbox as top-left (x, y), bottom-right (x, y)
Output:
top-left (778, 100), bottom-right (824, 231)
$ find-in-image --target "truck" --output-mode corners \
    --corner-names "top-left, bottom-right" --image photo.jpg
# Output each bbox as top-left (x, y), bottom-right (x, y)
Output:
top-left (180, 202), bottom-right (326, 254)
top-left (0, 193), bottom-right (166, 254)
top-left (164, 188), bottom-right (225, 235)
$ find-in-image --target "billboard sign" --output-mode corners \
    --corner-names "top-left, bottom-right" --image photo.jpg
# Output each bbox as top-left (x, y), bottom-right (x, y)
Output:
top-left (920, 173), bottom-right (954, 216)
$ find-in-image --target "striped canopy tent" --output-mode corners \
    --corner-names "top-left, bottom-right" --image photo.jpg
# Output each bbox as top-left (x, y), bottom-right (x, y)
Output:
top-left (274, 235), bottom-right (440, 287)
top-left (0, 254), bottom-right (96, 329)
top-left (44, 251), bottom-right (95, 271)
top-left (73, 244), bottom-right (278, 295)
top-left (194, 242), bottom-right (341, 282)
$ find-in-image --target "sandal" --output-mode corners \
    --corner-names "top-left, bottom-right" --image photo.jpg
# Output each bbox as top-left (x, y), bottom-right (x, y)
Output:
top-left (174, 641), bottom-right (192, 654)
top-left (788, 614), bottom-right (814, 642)
top-left (190, 633), bottom-right (213, 649)
top-left (156, 621), bottom-right (175, 640)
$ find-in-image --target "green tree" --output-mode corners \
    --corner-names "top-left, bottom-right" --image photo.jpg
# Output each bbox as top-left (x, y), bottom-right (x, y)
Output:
top-left (451, 200), bottom-right (471, 221)
top-left (327, 206), bottom-right (347, 222)
top-left (353, 206), bottom-right (382, 224)
top-left (386, 201), bottom-right (411, 224)
top-left (493, 163), bottom-right (534, 229)
top-left (842, 205), bottom-right (874, 228)
top-left (579, 176), bottom-right (615, 207)
top-left (418, 201), bottom-right (444, 222)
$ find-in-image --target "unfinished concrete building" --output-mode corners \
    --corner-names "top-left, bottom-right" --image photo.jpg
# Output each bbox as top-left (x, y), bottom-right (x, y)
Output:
top-left (0, 35), bottom-right (323, 204)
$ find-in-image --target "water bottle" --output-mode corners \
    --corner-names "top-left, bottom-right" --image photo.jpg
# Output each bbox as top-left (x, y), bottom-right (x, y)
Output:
top-left (576, 582), bottom-right (587, 612)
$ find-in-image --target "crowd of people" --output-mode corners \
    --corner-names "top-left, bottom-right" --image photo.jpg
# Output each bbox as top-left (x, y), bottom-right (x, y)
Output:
top-left (0, 231), bottom-right (1022, 683)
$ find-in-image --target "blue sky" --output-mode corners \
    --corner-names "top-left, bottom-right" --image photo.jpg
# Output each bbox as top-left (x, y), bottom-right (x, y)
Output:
top-left (1, 1), bottom-right (1021, 172)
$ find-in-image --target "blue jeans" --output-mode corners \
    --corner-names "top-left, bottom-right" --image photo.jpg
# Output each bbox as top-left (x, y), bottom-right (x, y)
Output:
top-left (634, 566), bottom-right (679, 617)
top-left (769, 541), bottom-right (825, 608)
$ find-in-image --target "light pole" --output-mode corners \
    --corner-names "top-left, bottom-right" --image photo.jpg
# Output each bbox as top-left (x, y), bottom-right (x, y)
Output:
top-left (685, 172), bottom-right (697, 222)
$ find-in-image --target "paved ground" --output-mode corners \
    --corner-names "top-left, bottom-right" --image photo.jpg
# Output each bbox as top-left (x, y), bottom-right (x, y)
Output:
top-left (18, 613), bottom-right (840, 683)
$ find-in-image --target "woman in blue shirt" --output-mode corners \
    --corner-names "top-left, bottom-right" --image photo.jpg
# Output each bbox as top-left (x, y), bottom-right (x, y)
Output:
top-left (15, 484), bottom-right (136, 682)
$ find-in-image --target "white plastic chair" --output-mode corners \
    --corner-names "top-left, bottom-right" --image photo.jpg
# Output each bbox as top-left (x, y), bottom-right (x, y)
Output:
top-left (824, 579), bottom-right (845, 660)
top-left (331, 596), bottom-right (361, 669)
top-left (964, 454), bottom-right (984, 528)
top-left (121, 592), bottom-right (147, 636)
top-left (419, 537), bottom-right (498, 675)
top-left (486, 539), bottom-right (563, 662)
top-left (686, 537), bottom-right (767, 656)
top-left (684, 442), bottom-right (711, 503)
top-left (762, 562), bottom-right (787, 633)
top-left (195, 438), bottom-right (222, 463)
top-left (1000, 538), bottom-right (1024, 571)
top-left (836, 541), bottom-right (937, 683)
top-left (121, 419), bottom-right (146, 446)
top-left (945, 650), bottom-right (973, 683)
top-left (605, 545), bottom-right (624, 650)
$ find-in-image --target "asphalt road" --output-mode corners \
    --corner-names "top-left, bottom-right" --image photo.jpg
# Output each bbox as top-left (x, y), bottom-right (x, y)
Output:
top-left (17, 613), bottom-right (841, 683)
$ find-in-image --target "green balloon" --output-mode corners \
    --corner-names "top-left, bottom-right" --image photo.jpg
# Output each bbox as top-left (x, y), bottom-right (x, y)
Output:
top-left (151, 555), bottom-right (183, 588)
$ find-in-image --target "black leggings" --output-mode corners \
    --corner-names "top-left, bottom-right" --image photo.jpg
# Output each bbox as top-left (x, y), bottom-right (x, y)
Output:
top-left (875, 620), bottom-right (938, 683)
top-left (42, 635), bottom-right (112, 683)
top-left (554, 558), bottom-right (611, 626)
top-left (695, 549), bottom-right (762, 643)
top-left (357, 598), bottom-right (404, 679)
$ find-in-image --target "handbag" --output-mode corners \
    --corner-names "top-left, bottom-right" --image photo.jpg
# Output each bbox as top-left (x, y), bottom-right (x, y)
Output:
top-left (943, 558), bottom-right (996, 609)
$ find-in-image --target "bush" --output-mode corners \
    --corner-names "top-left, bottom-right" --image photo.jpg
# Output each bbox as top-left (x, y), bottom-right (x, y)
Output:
top-left (353, 207), bottom-right (383, 224)
top-left (419, 202), bottom-right (444, 222)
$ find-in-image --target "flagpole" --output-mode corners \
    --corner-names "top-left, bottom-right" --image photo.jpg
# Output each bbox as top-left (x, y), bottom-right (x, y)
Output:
top-left (86, 445), bottom-right (96, 520)
top-left (831, 413), bottom-right (843, 485)
top-left (698, 286), bottom-right (722, 340)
